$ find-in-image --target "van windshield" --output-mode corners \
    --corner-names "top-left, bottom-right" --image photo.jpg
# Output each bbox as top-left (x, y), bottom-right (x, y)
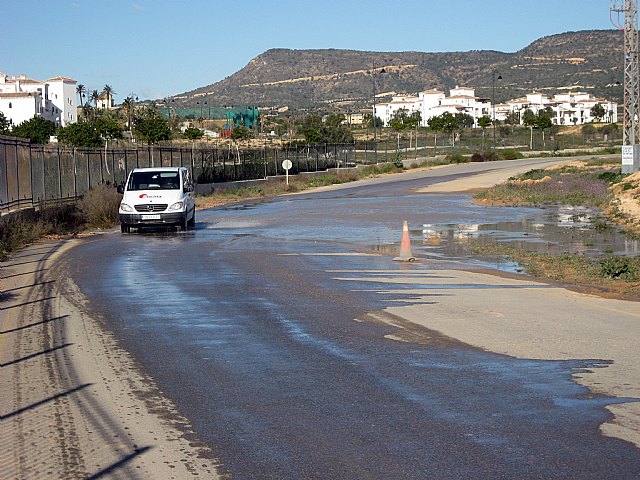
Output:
top-left (127, 171), bottom-right (180, 191)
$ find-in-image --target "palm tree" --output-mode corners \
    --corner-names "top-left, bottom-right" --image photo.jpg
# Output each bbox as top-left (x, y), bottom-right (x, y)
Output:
top-left (76, 84), bottom-right (86, 109)
top-left (102, 85), bottom-right (115, 109)
top-left (122, 96), bottom-right (135, 131)
top-left (91, 90), bottom-right (100, 108)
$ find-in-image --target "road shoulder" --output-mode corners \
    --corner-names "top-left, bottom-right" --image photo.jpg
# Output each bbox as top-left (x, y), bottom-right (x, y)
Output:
top-left (0, 238), bottom-right (222, 479)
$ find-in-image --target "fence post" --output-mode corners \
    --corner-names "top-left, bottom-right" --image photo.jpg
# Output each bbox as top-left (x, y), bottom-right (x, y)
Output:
top-left (28, 141), bottom-right (34, 208)
top-left (57, 146), bottom-right (62, 198)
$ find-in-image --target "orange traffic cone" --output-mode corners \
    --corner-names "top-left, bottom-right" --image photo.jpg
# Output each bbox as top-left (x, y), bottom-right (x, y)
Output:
top-left (393, 221), bottom-right (416, 262)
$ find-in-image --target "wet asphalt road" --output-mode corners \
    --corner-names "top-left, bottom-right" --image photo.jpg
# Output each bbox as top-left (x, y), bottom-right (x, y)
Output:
top-left (67, 161), bottom-right (640, 479)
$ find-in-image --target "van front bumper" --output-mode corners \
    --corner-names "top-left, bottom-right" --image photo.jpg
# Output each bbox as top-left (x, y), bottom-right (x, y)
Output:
top-left (119, 212), bottom-right (185, 227)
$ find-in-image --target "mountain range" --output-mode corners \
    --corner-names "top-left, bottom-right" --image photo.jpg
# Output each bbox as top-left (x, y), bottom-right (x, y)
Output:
top-left (168, 30), bottom-right (623, 111)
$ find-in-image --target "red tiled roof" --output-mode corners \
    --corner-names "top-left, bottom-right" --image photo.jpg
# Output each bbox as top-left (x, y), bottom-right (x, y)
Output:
top-left (46, 76), bottom-right (77, 82)
top-left (0, 91), bottom-right (40, 98)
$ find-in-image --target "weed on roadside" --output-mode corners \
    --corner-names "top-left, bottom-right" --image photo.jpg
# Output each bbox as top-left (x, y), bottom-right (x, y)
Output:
top-left (1, 205), bottom-right (80, 259)
top-left (468, 242), bottom-right (640, 297)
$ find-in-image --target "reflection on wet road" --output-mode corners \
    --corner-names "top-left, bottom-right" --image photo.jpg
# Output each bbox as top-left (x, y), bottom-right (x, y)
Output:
top-left (69, 168), bottom-right (640, 478)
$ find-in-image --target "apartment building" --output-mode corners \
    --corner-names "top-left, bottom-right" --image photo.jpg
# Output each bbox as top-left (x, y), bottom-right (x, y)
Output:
top-left (374, 86), bottom-right (617, 128)
top-left (0, 73), bottom-right (77, 128)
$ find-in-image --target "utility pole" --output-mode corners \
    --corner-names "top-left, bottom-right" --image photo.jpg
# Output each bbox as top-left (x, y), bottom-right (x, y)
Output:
top-left (492, 71), bottom-right (501, 152)
top-left (612, 0), bottom-right (640, 172)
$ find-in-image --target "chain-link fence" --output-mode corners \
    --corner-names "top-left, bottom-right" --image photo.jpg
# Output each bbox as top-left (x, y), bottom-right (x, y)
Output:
top-left (1, 127), bottom-right (621, 213)
top-left (0, 136), bottom-right (359, 213)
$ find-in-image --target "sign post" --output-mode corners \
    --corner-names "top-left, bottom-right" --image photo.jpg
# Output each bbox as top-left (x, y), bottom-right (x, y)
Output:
top-left (622, 145), bottom-right (640, 174)
top-left (282, 159), bottom-right (293, 185)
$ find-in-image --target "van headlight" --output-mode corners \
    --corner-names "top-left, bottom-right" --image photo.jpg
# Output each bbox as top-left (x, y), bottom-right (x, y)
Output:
top-left (120, 203), bottom-right (133, 212)
top-left (168, 201), bottom-right (184, 211)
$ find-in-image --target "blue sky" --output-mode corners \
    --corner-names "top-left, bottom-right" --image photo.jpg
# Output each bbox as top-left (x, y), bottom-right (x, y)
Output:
top-left (1, 1), bottom-right (618, 103)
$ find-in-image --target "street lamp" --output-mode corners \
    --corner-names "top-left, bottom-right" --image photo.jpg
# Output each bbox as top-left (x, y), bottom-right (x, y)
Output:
top-left (492, 71), bottom-right (502, 151)
top-left (371, 63), bottom-right (386, 145)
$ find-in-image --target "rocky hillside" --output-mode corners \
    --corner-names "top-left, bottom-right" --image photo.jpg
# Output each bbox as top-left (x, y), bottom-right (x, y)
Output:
top-left (170, 30), bottom-right (623, 110)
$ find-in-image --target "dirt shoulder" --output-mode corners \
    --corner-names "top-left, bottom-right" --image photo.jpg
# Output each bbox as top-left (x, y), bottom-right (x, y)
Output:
top-left (415, 157), bottom-right (584, 193)
top-left (0, 239), bottom-right (222, 479)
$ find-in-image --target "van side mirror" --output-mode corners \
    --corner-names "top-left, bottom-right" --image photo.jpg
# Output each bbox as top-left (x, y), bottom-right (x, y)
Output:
top-left (185, 183), bottom-right (194, 193)
top-left (117, 185), bottom-right (124, 194)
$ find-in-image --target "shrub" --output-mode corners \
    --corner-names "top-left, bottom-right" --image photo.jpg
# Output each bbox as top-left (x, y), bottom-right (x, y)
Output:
top-left (393, 151), bottom-right (404, 168)
top-left (0, 205), bottom-right (78, 259)
top-left (362, 163), bottom-right (402, 175)
top-left (76, 184), bottom-right (122, 228)
top-left (519, 169), bottom-right (548, 181)
top-left (498, 149), bottom-right (524, 160)
top-left (445, 153), bottom-right (467, 164)
top-left (482, 151), bottom-right (497, 162)
top-left (597, 170), bottom-right (625, 184)
top-left (599, 256), bottom-right (639, 280)
top-left (471, 153), bottom-right (484, 162)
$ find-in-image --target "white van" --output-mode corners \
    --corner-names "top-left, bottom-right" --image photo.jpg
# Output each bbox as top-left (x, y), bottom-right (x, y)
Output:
top-left (117, 167), bottom-right (196, 232)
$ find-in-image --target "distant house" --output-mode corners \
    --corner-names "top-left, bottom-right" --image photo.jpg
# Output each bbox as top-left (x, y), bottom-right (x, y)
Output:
top-left (373, 85), bottom-right (617, 128)
top-left (497, 91), bottom-right (618, 125)
top-left (344, 112), bottom-right (365, 125)
top-left (96, 92), bottom-right (115, 110)
top-left (0, 73), bottom-right (77, 128)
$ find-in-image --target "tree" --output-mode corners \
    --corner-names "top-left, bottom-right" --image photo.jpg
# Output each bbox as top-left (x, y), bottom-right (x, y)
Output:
top-left (427, 114), bottom-right (444, 151)
top-left (95, 112), bottom-right (123, 141)
top-left (591, 103), bottom-right (606, 122)
top-left (535, 108), bottom-right (554, 149)
top-left (183, 127), bottom-right (204, 140)
top-left (76, 84), bottom-right (86, 109)
top-left (455, 112), bottom-right (474, 129)
top-left (122, 96), bottom-right (136, 131)
top-left (324, 113), bottom-right (345, 128)
top-left (389, 108), bottom-right (410, 147)
top-left (102, 85), bottom-right (115, 109)
top-left (364, 113), bottom-right (383, 129)
top-left (91, 90), bottom-right (100, 108)
top-left (57, 122), bottom-right (102, 147)
top-left (132, 105), bottom-right (171, 144)
top-left (0, 112), bottom-right (11, 134)
top-left (230, 125), bottom-right (252, 140)
top-left (523, 109), bottom-right (553, 149)
top-left (522, 109), bottom-right (537, 149)
top-left (407, 111), bottom-right (422, 149)
top-left (407, 111), bottom-right (422, 129)
top-left (504, 111), bottom-right (520, 126)
top-left (301, 114), bottom-right (323, 143)
top-left (11, 117), bottom-right (57, 144)
top-left (300, 113), bottom-right (353, 144)
top-left (477, 116), bottom-right (492, 149)
top-left (132, 105), bottom-right (171, 166)
top-left (80, 102), bottom-right (94, 122)
top-left (440, 112), bottom-right (460, 145)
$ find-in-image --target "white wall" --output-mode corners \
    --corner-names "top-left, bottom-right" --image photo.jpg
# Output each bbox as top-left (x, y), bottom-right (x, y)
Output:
top-left (0, 74), bottom-right (77, 128)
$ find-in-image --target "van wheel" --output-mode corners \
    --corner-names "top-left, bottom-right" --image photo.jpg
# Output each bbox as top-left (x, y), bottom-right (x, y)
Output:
top-left (187, 211), bottom-right (195, 228)
top-left (121, 224), bottom-right (130, 233)
top-left (180, 216), bottom-right (188, 231)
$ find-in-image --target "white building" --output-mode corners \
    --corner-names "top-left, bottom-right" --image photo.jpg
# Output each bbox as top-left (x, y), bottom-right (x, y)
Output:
top-left (374, 86), bottom-right (491, 128)
top-left (0, 73), bottom-right (77, 129)
top-left (494, 91), bottom-right (618, 125)
top-left (374, 86), bottom-right (618, 128)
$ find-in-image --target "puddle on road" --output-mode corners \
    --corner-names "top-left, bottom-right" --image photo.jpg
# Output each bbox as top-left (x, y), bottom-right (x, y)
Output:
top-left (413, 205), bottom-right (640, 273)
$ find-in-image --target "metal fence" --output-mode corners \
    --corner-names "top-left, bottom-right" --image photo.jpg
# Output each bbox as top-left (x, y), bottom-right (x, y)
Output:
top-left (0, 136), bottom-right (357, 213)
top-left (1, 127), bottom-right (620, 213)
